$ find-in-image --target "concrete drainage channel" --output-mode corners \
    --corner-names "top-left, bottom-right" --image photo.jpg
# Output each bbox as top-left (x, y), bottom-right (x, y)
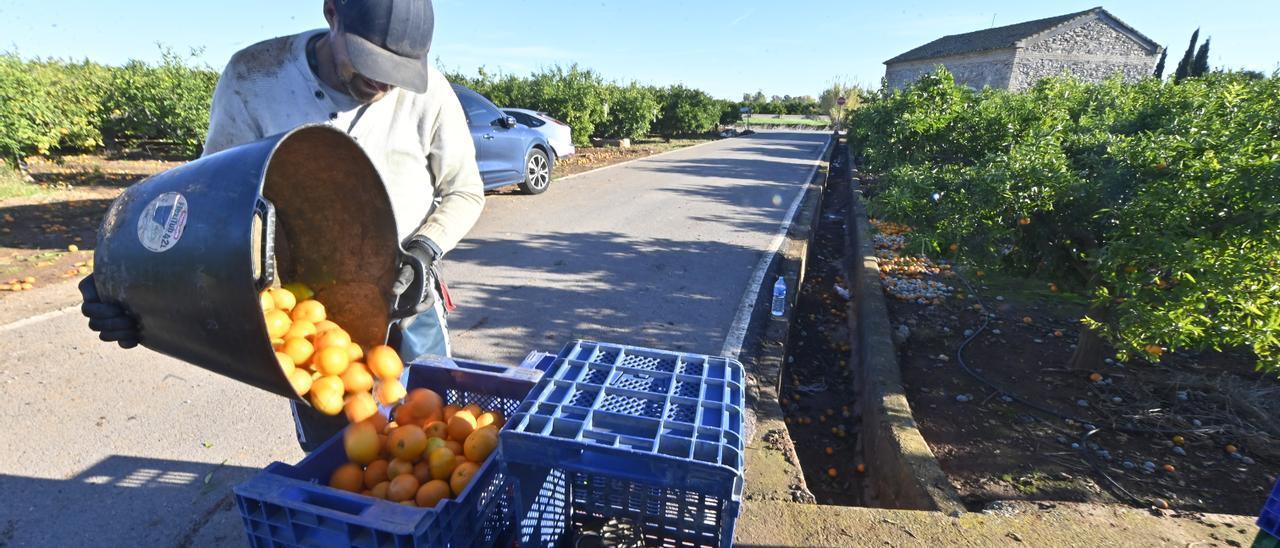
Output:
top-left (733, 137), bottom-right (1260, 546)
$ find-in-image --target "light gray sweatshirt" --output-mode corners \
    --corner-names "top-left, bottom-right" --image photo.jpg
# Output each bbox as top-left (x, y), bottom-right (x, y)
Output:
top-left (202, 29), bottom-right (484, 253)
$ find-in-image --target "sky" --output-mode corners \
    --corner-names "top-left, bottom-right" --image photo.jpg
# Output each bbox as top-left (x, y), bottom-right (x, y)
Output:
top-left (1, 1), bottom-right (1276, 100)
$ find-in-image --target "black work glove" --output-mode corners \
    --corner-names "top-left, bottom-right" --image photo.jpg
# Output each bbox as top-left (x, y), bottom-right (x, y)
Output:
top-left (391, 236), bottom-right (440, 319)
top-left (79, 275), bottom-right (141, 349)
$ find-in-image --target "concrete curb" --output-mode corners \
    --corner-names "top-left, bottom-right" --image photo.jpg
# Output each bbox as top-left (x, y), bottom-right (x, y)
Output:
top-left (846, 156), bottom-right (967, 514)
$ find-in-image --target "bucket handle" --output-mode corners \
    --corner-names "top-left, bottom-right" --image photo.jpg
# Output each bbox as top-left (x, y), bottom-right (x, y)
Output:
top-left (253, 198), bottom-right (277, 291)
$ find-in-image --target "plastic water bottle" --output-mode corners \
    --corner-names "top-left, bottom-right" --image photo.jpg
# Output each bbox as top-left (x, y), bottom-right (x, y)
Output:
top-left (771, 277), bottom-right (787, 317)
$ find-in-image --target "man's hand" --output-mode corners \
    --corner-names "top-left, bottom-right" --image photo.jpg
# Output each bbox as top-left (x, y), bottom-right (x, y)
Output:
top-left (391, 236), bottom-right (440, 319)
top-left (79, 275), bottom-right (141, 349)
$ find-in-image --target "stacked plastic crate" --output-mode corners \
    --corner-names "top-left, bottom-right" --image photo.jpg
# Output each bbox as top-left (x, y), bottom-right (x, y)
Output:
top-left (501, 341), bottom-right (747, 547)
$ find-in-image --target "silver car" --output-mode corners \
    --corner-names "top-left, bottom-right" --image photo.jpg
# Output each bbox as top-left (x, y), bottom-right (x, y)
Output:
top-left (502, 108), bottom-right (575, 159)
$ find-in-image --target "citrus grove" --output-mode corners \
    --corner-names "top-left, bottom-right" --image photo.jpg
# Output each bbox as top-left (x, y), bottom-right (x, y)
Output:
top-left (259, 283), bottom-right (502, 507)
top-left (850, 68), bottom-right (1280, 372)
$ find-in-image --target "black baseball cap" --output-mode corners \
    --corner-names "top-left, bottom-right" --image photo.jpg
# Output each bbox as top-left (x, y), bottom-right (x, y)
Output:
top-left (334, 0), bottom-right (435, 93)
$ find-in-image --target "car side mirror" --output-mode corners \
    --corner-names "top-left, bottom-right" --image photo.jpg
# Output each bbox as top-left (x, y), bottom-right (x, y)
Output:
top-left (499, 116), bottom-right (518, 129)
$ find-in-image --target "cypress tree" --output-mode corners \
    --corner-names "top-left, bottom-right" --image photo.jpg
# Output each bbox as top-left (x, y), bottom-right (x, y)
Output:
top-left (1153, 50), bottom-right (1167, 79)
top-left (1191, 38), bottom-right (1211, 77)
top-left (1173, 28), bottom-right (1199, 82)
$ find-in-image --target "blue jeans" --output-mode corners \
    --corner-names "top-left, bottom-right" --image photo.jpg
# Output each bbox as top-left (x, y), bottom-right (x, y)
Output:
top-left (290, 297), bottom-right (449, 452)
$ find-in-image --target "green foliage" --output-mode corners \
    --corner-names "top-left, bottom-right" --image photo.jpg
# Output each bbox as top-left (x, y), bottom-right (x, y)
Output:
top-left (718, 99), bottom-right (743, 126)
top-left (652, 85), bottom-right (721, 139)
top-left (0, 54), bottom-right (61, 163)
top-left (854, 67), bottom-right (1280, 372)
top-left (818, 81), bottom-right (861, 124)
top-left (100, 49), bottom-right (218, 156)
top-left (597, 83), bottom-right (659, 140)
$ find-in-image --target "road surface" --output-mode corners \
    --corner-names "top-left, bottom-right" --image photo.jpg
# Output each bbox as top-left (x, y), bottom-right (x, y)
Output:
top-left (0, 131), bottom-right (829, 546)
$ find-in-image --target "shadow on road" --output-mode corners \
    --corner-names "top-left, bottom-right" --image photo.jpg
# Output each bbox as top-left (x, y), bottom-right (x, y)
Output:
top-left (447, 229), bottom-right (759, 361)
top-left (0, 199), bottom-right (112, 251)
top-left (0, 455), bottom-right (258, 546)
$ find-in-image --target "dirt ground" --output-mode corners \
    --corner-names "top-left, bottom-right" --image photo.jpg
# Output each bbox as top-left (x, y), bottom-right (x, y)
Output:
top-left (859, 175), bottom-right (1279, 516)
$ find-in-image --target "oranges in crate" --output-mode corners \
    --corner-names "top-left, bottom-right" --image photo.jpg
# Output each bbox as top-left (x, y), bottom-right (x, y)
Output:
top-left (332, 387), bottom-right (505, 507)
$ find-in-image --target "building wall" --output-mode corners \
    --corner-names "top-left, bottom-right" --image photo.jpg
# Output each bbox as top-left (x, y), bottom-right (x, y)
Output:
top-left (1009, 16), bottom-right (1160, 91)
top-left (885, 49), bottom-right (1016, 90)
top-left (885, 14), bottom-right (1161, 92)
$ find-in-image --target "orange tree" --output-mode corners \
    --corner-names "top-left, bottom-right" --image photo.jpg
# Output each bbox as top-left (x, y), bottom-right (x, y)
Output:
top-left (851, 68), bottom-right (1280, 371)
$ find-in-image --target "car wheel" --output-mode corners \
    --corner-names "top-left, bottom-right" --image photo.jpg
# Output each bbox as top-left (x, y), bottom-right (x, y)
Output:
top-left (519, 148), bottom-right (551, 195)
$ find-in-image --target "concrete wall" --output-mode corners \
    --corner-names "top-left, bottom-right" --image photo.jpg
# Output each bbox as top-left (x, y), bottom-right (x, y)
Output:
top-left (885, 49), bottom-right (1015, 91)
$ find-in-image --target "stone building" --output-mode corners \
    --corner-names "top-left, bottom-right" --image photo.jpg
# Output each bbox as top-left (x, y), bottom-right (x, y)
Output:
top-left (884, 7), bottom-right (1163, 91)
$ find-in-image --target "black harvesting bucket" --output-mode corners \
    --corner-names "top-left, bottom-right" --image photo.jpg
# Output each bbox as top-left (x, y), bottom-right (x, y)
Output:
top-left (92, 125), bottom-right (401, 401)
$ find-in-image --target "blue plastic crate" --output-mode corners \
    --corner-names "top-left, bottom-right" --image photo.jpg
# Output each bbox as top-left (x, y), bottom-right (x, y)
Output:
top-left (234, 356), bottom-right (541, 548)
top-left (1260, 477), bottom-right (1280, 540)
top-left (501, 341), bottom-right (746, 547)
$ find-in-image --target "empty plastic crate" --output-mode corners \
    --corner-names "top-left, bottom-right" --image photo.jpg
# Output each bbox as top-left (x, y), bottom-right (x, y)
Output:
top-left (1261, 477), bottom-right (1280, 540)
top-left (234, 356), bottom-right (542, 547)
top-left (501, 341), bottom-right (746, 547)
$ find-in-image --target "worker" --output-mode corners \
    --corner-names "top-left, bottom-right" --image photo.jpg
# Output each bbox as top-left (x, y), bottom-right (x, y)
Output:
top-left (77, 0), bottom-right (485, 451)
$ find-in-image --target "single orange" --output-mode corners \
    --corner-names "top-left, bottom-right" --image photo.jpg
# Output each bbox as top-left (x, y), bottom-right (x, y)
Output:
top-left (1162, 464), bottom-right (1176, 473)
top-left (268, 287), bottom-right (297, 311)
top-left (424, 421), bottom-right (448, 440)
top-left (387, 474), bottom-right (420, 502)
top-left (259, 290), bottom-right (274, 311)
top-left (388, 424), bottom-right (428, 461)
top-left (367, 345), bottom-right (404, 380)
top-left (275, 352), bottom-right (296, 377)
top-left (309, 376), bottom-right (345, 416)
top-left (344, 421), bottom-right (380, 464)
top-left (370, 481), bottom-right (390, 499)
top-left (362, 412), bottom-right (388, 434)
top-left (271, 338), bottom-right (285, 351)
top-left (462, 403), bottom-right (483, 418)
top-left (314, 346), bottom-right (351, 376)
top-left (288, 367), bottom-right (313, 397)
top-left (291, 299), bottom-right (326, 323)
top-left (329, 462), bottom-right (364, 493)
top-left (450, 462), bottom-right (479, 496)
top-left (442, 405), bottom-right (460, 423)
top-left (443, 440), bottom-right (462, 456)
top-left (447, 411), bottom-right (477, 441)
top-left (387, 458), bottom-right (414, 480)
top-left (364, 460), bottom-right (389, 489)
top-left (394, 403), bottom-right (419, 427)
top-left (282, 337), bottom-right (315, 367)
top-left (406, 389), bottom-right (444, 421)
top-left (427, 447), bottom-right (457, 481)
top-left (824, 447), bottom-right (834, 456)
top-left (1088, 372), bottom-right (1103, 382)
top-left (1225, 444), bottom-right (1238, 454)
top-left (1145, 344), bottom-right (1164, 357)
top-left (264, 309), bottom-right (292, 339)
top-left (285, 320), bottom-right (317, 341)
top-left (315, 328), bottom-right (352, 351)
top-left (463, 428), bottom-right (498, 463)
top-left (855, 463), bottom-right (867, 474)
top-left (412, 461), bottom-right (433, 484)
top-left (314, 319), bottom-right (341, 333)
top-left (416, 479), bottom-right (452, 508)
top-left (347, 343), bottom-right (365, 362)
top-left (476, 411), bottom-right (504, 430)
top-left (826, 467), bottom-right (838, 478)
top-left (345, 392), bottom-right (379, 424)
top-left (341, 362), bottom-right (375, 393)
top-left (377, 379), bottom-right (408, 405)
top-left (425, 437), bottom-right (446, 455)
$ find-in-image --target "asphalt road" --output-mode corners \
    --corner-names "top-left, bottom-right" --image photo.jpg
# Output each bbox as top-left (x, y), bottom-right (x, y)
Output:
top-left (0, 131), bottom-right (830, 546)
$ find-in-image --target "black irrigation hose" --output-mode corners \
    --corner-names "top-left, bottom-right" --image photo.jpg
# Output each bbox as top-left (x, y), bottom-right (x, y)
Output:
top-left (948, 274), bottom-right (1205, 508)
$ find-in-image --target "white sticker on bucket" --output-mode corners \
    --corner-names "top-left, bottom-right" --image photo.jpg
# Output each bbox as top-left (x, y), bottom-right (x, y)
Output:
top-left (137, 192), bottom-right (189, 253)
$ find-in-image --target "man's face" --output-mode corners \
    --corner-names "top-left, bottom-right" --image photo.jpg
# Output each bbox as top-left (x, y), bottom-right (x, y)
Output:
top-left (324, 4), bottom-right (395, 103)
top-left (325, 28), bottom-right (394, 102)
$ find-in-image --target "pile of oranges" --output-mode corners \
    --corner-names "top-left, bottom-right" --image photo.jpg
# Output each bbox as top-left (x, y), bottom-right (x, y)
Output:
top-left (334, 388), bottom-right (504, 508)
top-left (260, 283), bottom-right (406, 421)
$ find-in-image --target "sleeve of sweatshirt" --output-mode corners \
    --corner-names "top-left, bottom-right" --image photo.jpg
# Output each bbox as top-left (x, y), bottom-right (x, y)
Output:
top-left (414, 74), bottom-right (485, 254)
top-left (201, 64), bottom-right (261, 158)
